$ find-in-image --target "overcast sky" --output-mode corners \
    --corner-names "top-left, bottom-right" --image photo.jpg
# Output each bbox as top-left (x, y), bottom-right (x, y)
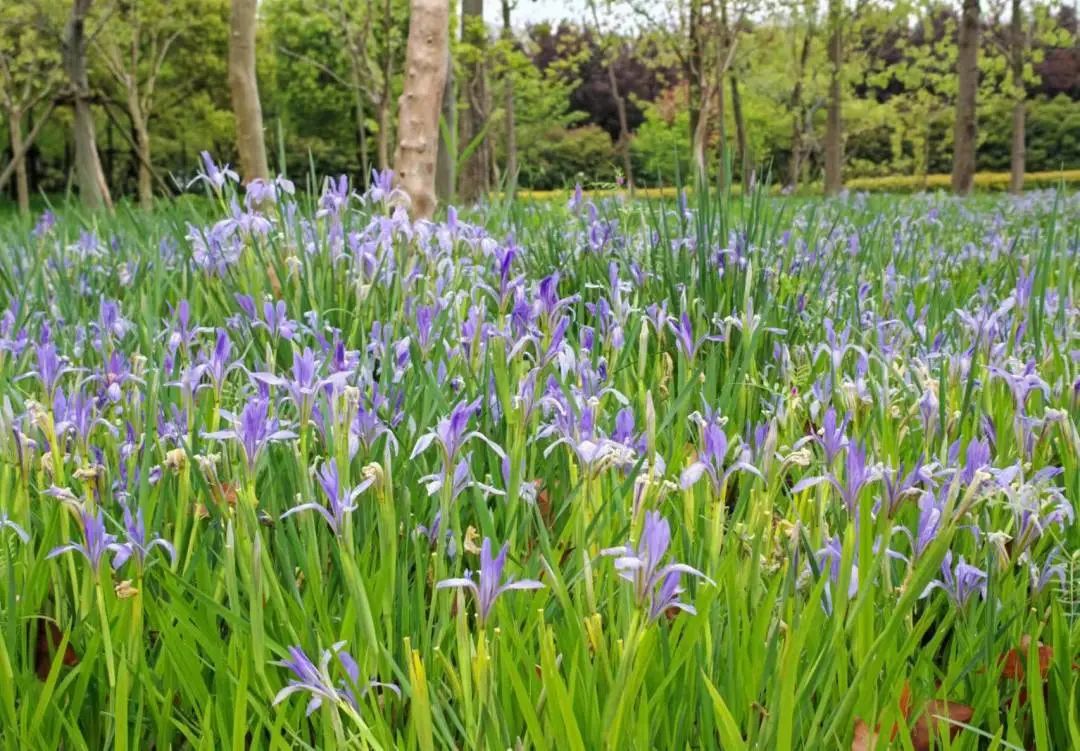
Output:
top-left (484, 0), bottom-right (586, 28)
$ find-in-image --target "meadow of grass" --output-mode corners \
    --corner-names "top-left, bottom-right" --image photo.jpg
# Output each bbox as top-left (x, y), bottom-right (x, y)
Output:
top-left (0, 168), bottom-right (1077, 750)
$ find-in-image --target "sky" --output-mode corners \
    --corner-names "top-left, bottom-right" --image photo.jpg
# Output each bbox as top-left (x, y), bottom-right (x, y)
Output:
top-left (484, 0), bottom-right (587, 28)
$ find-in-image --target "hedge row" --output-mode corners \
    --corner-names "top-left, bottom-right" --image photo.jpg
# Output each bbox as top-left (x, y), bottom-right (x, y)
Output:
top-left (513, 170), bottom-right (1080, 201)
top-left (843, 169), bottom-right (1080, 193)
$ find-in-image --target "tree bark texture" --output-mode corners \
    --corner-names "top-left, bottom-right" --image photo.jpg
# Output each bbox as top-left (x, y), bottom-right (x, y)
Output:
top-left (435, 43), bottom-right (455, 203)
top-left (7, 110), bottom-right (30, 213)
top-left (951, 0), bottom-right (980, 196)
top-left (229, 0), bottom-right (270, 183)
top-left (1009, 0), bottom-right (1025, 194)
top-left (501, 0), bottom-right (517, 195)
top-left (459, 0), bottom-right (491, 203)
top-left (824, 0), bottom-right (843, 195)
top-left (788, 22), bottom-right (813, 190)
top-left (394, 0), bottom-right (450, 220)
top-left (730, 73), bottom-right (748, 185)
top-left (64, 0), bottom-right (112, 210)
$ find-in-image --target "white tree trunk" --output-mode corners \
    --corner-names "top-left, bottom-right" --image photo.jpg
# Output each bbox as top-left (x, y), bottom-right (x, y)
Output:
top-left (394, 0), bottom-right (450, 220)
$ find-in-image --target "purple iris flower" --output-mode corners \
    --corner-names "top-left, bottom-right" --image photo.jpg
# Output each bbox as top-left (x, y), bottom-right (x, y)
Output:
top-left (203, 397), bottom-right (298, 473)
top-left (22, 343), bottom-right (75, 397)
top-left (202, 329), bottom-right (240, 396)
top-left (273, 642), bottom-right (399, 717)
top-left (791, 441), bottom-right (878, 514)
top-left (410, 397), bottom-right (502, 467)
top-left (0, 513), bottom-right (29, 544)
top-left (815, 318), bottom-right (866, 372)
top-left (280, 459), bottom-right (372, 536)
top-left (534, 273), bottom-right (579, 327)
top-left (251, 347), bottom-right (349, 423)
top-left (217, 199), bottom-right (273, 237)
top-left (921, 550), bottom-right (987, 608)
top-left (602, 511), bottom-right (712, 621)
top-left (97, 351), bottom-right (141, 404)
top-left (47, 507), bottom-right (123, 575)
top-left (1004, 467), bottom-right (1073, 553)
top-left (365, 168), bottom-right (405, 206)
top-left (913, 490), bottom-right (945, 557)
top-left (31, 210), bottom-right (55, 238)
top-left (319, 175), bottom-right (351, 217)
top-left (96, 298), bottom-right (132, 343)
top-left (813, 407), bottom-right (849, 464)
top-left (1026, 547), bottom-right (1067, 595)
top-left (53, 388), bottom-right (111, 450)
top-left (816, 536), bottom-right (859, 608)
top-left (170, 363), bottom-right (208, 407)
top-left (879, 457), bottom-right (929, 516)
top-left (188, 151), bottom-right (238, 191)
top-left (167, 299), bottom-right (204, 355)
top-left (567, 183), bottom-right (584, 213)
top-left (680, 421), bottom-right (762, 493)
top-left (990, 360), bottom-right (1049, 413)
top-left (254, 300), bottom-right (297, 340)
top-left (234, 294), bottom-right (258, 320)
top-left (349, 401), bottom-right (397, 458)
top-left (415, 511), bottom-right (459, 559)
top-left (955, 437), bottom-right (992, 487)
top-left (668, 312), bottom-right (720, 362)
top-left (436, 538), bottom-right (543, 626)
top-left (188, 221), bottom-right (243, 275)
top-left (113, 506), bottom-right (176, 569)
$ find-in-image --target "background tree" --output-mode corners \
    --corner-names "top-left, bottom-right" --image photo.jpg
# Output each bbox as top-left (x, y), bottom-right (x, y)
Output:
top-left (952, 0), bottom-right (981, 194)
top-left (229, 0), bottom-right (269, 182)
top-left (0, 1), bottom-right (63, 213)
top-left (824, 0), bottom-right (845, 194)
top-left (787, 0), bottom-right (818, 190)
top-left (459, 0), bottom-right (492, 201)
top-left (93, 0), bottom-right (184, 208)
top-left (500, 0), bottom-right (519, 194)
top-left (394, 0), bottom-right (450, 219)
top-left (64, 0), bottom-right (112, 209)
top-left (587, 0), bottom-right (635, 189)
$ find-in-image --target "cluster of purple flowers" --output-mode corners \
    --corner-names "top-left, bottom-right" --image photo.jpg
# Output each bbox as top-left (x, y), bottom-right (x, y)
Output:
top-left (1, 161), bottom-right (1074, 739)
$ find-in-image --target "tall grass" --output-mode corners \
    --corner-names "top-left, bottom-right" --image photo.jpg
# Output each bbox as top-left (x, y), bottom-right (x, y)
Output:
top-left (0, 175), bottom-right (1076, 749)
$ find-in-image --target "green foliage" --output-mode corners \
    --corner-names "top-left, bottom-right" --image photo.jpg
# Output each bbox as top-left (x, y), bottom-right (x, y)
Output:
top-left (521, 124), bottom-right (618, 189)
top-left (0, 176), bottom-right (1076, 749)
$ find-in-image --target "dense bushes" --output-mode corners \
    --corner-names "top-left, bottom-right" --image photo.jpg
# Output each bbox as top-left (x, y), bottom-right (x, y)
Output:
top-left (519, 124), bottom-right (620, 190)
top-left (519, 94), bottom-right (1080, 191)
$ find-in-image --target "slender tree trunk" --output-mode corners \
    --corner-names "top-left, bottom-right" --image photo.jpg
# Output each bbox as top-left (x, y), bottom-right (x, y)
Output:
top-left (502, 0), bottom-right (517, 196)
top-left (824, 0), bottom-right (843, 195)
top-left (789, 23), bottom-right (813, 190)
top-left (436, 43), bottom-right (455, 202)
top-left (1009, 0), bottom-right (1025, 194)
top-left (460, 0), bottom-right (491, 202)
top-left (229, 0), bottom-right (269, 182)
top-left (687, 0), bottom-right (704, 151)
top-left (692, 85), bottom-right (712, 182)
top-left (394, 0), bottom-right (450, 219)
top-left (376, 97), bottom-right (391, 171)
top-left (0, 102), bottom-right (56, 193)
top-left (64, 0), bottom-right (112, 210)
top-left (607, 61), bottom-right (635, 191)
top-left (716, 79), bottom-right (727, 187)
top-left (127, 87), bottom-right (153, 209)
top-left (730, 73), bottom-right (749, 185)
top-left (347, 56), bottom-right (370, 181)
top-left (6, 109), bottom-right (30, 214)
top-left (951, 0), bottom-right (980, 196)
